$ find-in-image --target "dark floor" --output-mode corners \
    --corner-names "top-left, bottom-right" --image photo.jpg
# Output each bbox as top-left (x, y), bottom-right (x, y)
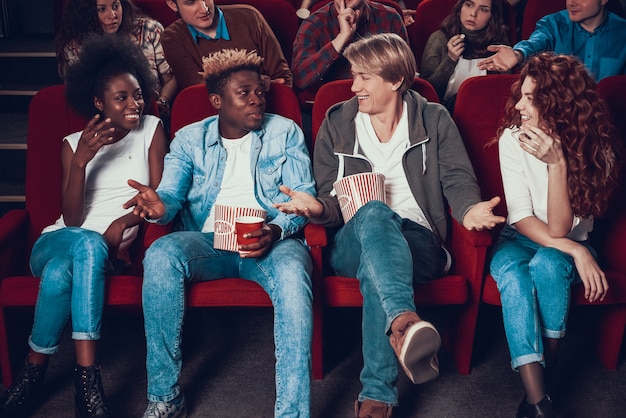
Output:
top-left (1, 303), bottom-right (625, 418)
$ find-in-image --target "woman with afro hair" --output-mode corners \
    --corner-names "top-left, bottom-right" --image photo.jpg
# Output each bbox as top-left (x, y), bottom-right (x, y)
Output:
top-left (490, 52), bottom-right (621, 418)
top-left (0, 34), bottom-right (167, 418)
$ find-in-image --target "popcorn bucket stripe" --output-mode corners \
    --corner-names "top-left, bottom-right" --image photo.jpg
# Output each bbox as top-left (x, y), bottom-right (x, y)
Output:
top-left (333, 173), bottom-right (386, 224)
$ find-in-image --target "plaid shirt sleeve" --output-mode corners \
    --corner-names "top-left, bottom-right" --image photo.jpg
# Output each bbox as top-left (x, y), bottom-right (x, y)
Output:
top-left (292, 9), bottom-right (342, 90)
top-left (292, 2), bottom-right (409, 90)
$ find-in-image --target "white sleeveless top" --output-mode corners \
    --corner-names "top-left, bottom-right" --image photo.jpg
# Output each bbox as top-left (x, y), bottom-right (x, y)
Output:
top-left (42, 115), bottom-right (160, 252)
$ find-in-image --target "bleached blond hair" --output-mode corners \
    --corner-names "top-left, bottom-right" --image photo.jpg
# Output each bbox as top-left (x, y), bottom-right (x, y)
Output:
top-left (200, 49), bottom-right (264, 95)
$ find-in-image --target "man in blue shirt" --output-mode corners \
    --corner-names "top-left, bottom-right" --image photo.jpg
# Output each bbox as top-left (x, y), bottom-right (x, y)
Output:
top-left (478, 0), bottom-right (626, 80)
top-left (125, 49), bottom-right (315, 418)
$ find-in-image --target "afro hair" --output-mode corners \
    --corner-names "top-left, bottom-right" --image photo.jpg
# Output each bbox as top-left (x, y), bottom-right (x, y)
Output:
top-left (64, 34), bottom-right (157, 118)
top-left (200, 49), bottom-right (263, 95)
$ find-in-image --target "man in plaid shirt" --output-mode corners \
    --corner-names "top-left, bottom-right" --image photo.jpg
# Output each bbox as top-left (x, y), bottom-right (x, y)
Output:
top-left (292, 0), bottom-right (408, 100)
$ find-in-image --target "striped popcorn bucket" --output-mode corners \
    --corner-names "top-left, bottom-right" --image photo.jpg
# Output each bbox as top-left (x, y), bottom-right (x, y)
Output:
top-left (214, 204), bottom-right (268, 252)
top-left (333, 172), bottom-right (386, 224)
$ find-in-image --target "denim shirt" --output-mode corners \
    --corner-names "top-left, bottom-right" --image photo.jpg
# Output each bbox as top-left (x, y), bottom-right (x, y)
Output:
top-left (154, 113), bottom-right (315, 240)
top-left (514, 10), bottom-right (626, 81)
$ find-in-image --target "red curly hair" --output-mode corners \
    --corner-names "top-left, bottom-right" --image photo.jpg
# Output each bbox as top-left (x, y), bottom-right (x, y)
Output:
top-left (497, 53), bottom-right (620, 218)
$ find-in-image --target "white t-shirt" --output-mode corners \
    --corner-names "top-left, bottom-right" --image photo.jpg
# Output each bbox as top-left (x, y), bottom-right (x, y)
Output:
top-left (202, 133), bottom-right (264, 232)
top-left (355, 101), bottom-right (431, 230)
top-left (42, 115), bottom-right (160, 251)
top-left (499, 127), bottom-right (592, 241)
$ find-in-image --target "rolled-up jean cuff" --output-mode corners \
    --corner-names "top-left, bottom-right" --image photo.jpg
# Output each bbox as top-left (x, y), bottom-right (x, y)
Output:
top-left (542, 328), bottom-right (566, 339)
top-left (148, 386), bottom-right (181, 403)
top-left (28, 336), bottom-right (59, 355)
top-left (72, 331), bottom-right (100, 341)
top-left (511, 353), bottom-right (543, 370)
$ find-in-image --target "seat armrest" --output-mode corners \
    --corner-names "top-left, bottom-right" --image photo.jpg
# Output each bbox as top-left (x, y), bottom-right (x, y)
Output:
top-left (449, 216), bottom-right (492, 250)
top-left (304, 223), bottom-right (327, 248)
top-left (0, 209), bottom-right (28, 248)
top-left (449, 218), bottom-right (492, 293)
top-left (142, 222), bottom-right (172, 249)
top-left (0, 209), bottom-right (30, 279)
top-left (602, 212), bottom-right (626, 274)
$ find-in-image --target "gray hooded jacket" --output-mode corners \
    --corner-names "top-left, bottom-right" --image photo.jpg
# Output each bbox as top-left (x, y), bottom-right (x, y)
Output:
top-left (311, 89), bottom-right (482, 243)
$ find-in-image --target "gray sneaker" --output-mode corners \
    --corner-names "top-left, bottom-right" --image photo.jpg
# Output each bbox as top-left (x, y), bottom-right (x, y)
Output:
top-left (143, 394), bottom-right (187, 418)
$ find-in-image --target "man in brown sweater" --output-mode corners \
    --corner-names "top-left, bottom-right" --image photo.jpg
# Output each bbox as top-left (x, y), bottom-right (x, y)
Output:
top-left (162, 0), bottom-right (293, 90)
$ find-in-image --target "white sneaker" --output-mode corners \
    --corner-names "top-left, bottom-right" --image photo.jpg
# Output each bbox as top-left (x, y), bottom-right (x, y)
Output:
top-left (397, 321), bottom-right (441, 384)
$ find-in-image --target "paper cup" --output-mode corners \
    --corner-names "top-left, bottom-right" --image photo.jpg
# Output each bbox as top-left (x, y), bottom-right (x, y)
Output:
top-left (333, 172), bottom-right (386, 223)
top-left (214, 205), bottom-right (267, 252)
top-left (235, 216), bottom-right (265, 245)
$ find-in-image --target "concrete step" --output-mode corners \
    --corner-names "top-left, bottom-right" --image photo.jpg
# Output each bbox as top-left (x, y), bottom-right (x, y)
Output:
top-left (0, 148), bottom-right (26, 202)
top-left (0, 112), bottom-right (27, 148)
top-left (0, 1), bottom-right (56, 212)
top-left (0, 35), bottom-right (60, 113)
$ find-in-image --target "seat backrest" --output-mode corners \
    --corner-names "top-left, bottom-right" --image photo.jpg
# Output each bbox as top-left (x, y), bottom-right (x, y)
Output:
top-left (134, 0), bottom-right (178, 27)
top-left (25, 85), bottom-right (90, 248)
top-left (519, 0), bottom-right (561, 40)
top-left (452, 74), bottom-right (518, 218)
top-left (597, 74), bottom-right (626, 217)
top-left (311, 77), bottom-right (439, 142)
top-left (409, 0), bottom-right (457, 69)
top-left (171, 83), bottom-right (303, 135)
top-left (216, 0), bottom-right (299, 65)
top-left (597, 75), bottom-right (626, 144)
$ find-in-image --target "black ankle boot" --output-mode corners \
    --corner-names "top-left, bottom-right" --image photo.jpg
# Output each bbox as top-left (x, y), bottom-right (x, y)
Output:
top-left (516, 395), bottom-right (554, 418)
top-left (0, 360), bottom-right (47, 417)
top-left (74, 363), bottom-right (113, 418)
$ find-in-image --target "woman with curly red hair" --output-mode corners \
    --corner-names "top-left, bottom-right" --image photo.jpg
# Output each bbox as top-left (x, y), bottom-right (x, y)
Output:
top-left (489, 52), bottom-right (620, 418)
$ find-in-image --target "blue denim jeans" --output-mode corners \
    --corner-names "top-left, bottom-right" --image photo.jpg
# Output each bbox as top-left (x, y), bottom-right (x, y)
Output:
top-left (329, 201), bottom-right (446, 405)
top-left (490, 225), bottom-right (592, 370)
top-left (28, 227), bottom-right (109, 354)
top-left (142, 231), bottom-right (313, 418)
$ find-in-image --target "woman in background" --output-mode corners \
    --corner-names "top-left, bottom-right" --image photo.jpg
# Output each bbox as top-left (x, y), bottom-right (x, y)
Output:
top-left (490, 52), bottom-right (620, 418)
top-left (421, 0), bottom-right (509, 111)
top-left (57, 0), bottom-right (177, 119)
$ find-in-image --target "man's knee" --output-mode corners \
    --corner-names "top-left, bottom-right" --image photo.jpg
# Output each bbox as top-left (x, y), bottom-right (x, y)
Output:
top-left (354, 200), bottom-right (394, 221)
top-left (143, 233), bottom-right (186, 277)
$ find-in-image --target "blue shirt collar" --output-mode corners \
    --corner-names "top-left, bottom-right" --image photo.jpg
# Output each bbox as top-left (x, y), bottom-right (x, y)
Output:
top-left (187, 7), bottom-right (231, 42)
